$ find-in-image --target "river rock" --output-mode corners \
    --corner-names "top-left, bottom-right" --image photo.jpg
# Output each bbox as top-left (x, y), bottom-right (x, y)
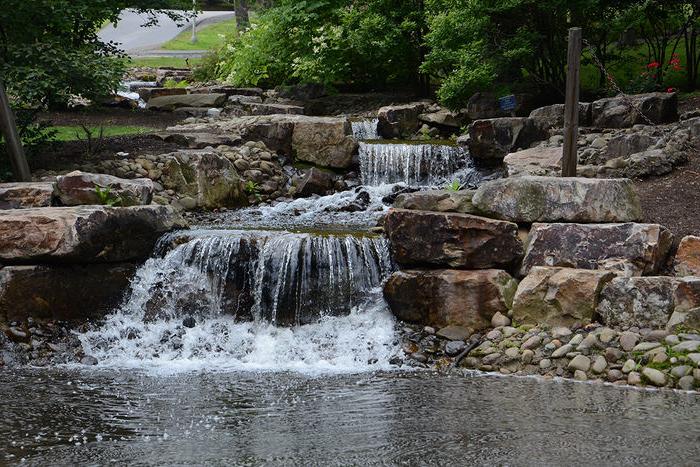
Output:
top-left (674, 236), bottom-right (700, 277)
top-left (147, 93), bottom-right (227, 111)
top-left (0, 263), bottom-right (136, 323)
top-left (591, 92), bottom-right (678, 128)
top-left (512, 267), bottom-right (616, 328)
top-left (377, 103), bottom-right (427, 138)
top-left (597, 277), bottom-right (683, 329)
top-left (642, 367), bottom-right (666, 386)
top-left (0, 205), bottom-right (185, 263)
top-left (503, 146), bottom-right (563, 177)
top-left (393, 190), bottom-right (477, 214)
top-left (521, 222), bottom-right (673, 276)
top-left (55, 171), bottom-right (153, 207)
top-left (0, 182), bottom-right (55, 209)
top-left (161, 151), bottom-right (245, 209)
top-left (529, 103), bottom-right (592, 128)
top-left (466, 117), bottom-right (548, 164)
top-left (383, 269), bottom-right (518, 331)
top-left (437, 325), bottom-right (470, 341)
top-left (568, 355), bottom-right (591, 372)
top-left (472, 177), bottom-right (642, 223)
top-left (383, 209), bottom-right (523, 270)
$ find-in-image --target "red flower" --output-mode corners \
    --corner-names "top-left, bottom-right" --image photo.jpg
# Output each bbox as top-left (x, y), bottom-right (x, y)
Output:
top-left (667, 87), bottom-right (676, 93)
top-left (647, 61), bottom-right (660, 69)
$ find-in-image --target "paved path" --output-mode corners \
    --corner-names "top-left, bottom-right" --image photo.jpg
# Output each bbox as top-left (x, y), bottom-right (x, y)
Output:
top-left (99, 9), bottom-right (234, 55)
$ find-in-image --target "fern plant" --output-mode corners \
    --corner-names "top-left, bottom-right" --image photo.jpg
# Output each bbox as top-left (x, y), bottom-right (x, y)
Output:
top-left (95, 186), bottom-right (123, 206)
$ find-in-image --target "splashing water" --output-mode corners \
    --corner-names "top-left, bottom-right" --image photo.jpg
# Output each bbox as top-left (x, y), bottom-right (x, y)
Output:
top-left (351, 119), bottom-right (380, 140)
top-left (359, 142), bottom-right (478, 186)
top-left (77, 229), bottom-right (398, 373)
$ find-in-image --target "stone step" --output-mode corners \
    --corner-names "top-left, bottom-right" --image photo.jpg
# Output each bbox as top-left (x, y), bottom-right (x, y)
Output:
top-left (0, 182), bottom-right (55, 209)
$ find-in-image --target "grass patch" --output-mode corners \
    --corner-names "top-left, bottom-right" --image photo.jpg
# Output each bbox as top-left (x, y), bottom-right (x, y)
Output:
top-left (162, 18), bottom-right (237, 51)
top-left (51, 125), bottom-right (157, 142)
top-left (127, 56), bottom-right (201, 69)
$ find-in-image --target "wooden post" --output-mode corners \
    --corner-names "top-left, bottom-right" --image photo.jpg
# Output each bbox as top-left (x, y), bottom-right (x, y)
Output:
top-left (0, 81), bottom-right (31, 182)
top-left (562, 27), bottom-right (582, 177)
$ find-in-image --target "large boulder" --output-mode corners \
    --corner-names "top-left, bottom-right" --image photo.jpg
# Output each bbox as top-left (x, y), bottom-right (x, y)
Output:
top-left (383, 269), bottom-right (518, 330)
top-left (295, 168), bottom-right (334, 197)
top-left (596, 276), bottom-right (700, 329)
top-left (55, 171), bottom-right (153, 207)
top-left (418, 109), bottom-right (464, 129)
top-left (472, 177), bottom-right (642, 223)
top-left (147, 93), bottom-right (227, 111)
top-left (291, 117), bottom-right (358, 169)
top-left (161, 150), bottom-right (246, 209)
top-left (0, 205), bottom-right (185, 264)
top-left (591, 92), bottom-right (678, 128)
top-left (522, 222), bottom-right (673, 276)
top-left (0, 263), bottom-right (136, 323)
top-left (188, 85), bottom-right (263, 97)
top-left (529, 103), bottom-right (592, 128)
top-left (463, 92), bottom-right (534, 120)
top-left (512, 267), bottom-right (616, 328)
top-left (0, 182), bottom-right (54, 209)
top-left (137, 87), bottom-right (186, 101)
top-left (466, 117), bottom-right (549, 165)
top-left (674, 236), bottom-right (700, 277)
top-left (377, 103), bottom-right (427, 138)
top-left (504, 146), bottom-right (562, 177)
top-left (383, 209), bottom-right (523, 270)
top-left (393, 189), bottom-right (477, 214)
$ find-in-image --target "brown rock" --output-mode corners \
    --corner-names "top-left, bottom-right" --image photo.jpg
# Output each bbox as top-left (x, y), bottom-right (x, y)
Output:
top-left (147, 93), bottom-right (227, 111)
top-left (291, 117), bottom-right (357, 169)
top-left (467, 117), bottom-right (548, 164)
top-left (55, 171), bottom-right (153, 206)
top-left (377, 103), bottom-right (427, 138)
top-left (0, 264), bottom-right (136, 323)
top-left (392, 189), bottom-right (477, 213)
top-left (383, 209), bottom-right (523, 270)
top-left (295, 168), bottom-right (334, 197)
top-left (383, 269), bottom-right (518, 330)
top-left (521, 222), bottom-right (673, 276)
top-left (0, 182), bottom-right (54, 209)
top-left (0, 205), bottom-right (185, 264)
top-left (512, 267), bottom-right (616, 328)
top-left (674, 235), bottom-right (700, 277)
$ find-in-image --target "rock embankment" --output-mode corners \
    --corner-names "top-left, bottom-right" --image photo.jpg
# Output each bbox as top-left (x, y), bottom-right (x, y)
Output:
top-left (384, 175), bottom-right (700, 391)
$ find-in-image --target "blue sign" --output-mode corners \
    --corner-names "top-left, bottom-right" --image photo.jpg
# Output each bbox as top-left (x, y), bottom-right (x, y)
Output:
top-left (499, 94), bottom-right (517, 112)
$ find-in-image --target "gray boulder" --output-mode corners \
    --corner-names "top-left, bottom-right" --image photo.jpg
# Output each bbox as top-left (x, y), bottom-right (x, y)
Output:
top-left (147, 93), bottom-right (227, 111)
top-left (504, 146), bottom-right (563, 177)
top-left (472, 176), bottom-right (642, 223)
top-left (529, 103), bottom-right (592, 128)
top-left (466, 117), bottom-right (549, 164)
top-left (377, 103), bottom-right (427, 138)
top-left (393, 189), bottom-right (477, 213)
top-left (55, 171), bottom-right (153, 207)
top-left (522, 222), bottom-right (673, 276)
top-left (591, 92), bottom-right (678, 128)
top-left (295, 168), bottom-right (334, 197)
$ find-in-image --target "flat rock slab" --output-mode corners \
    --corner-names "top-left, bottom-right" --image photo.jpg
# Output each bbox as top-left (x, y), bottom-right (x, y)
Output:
top-left (0, 263), bottom-right (136, 323)
top-left (0, 205), bottom-right (186, 264)
top-left (383, 269), bottom-right (518, 331)
top-left (55, 171), bottom-right (153, 207)
top-left (147, 93), bottom-right (227, 111)
top-left (504, 146), bottom-right (562, 177)
top-left (597, 277), bottom-right (700, 329)
top-left (250, 103), bottom-right (304, 115)
top-left (393, 189), bottom-right (477, 213)
top-left (674, 235), bottom-right (700, 277)
top-left (383, 209), bottom-right (523, 270)
top-left (0, 182), bottom-right (55, 209)
top-left (522, 222), bottom-right (673, 276)
top-left (512, 267), bottom-right (616, 328)
top-left (472, 177), bottom-right (642, 223)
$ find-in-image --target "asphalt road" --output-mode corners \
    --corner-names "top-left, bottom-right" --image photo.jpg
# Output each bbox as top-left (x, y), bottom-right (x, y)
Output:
top-left (99, 9), bottom-right (235, 54)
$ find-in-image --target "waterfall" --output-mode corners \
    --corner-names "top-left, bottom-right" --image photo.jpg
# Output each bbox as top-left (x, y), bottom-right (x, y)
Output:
top-left (78, 229), bottom-right (398, 372)
top-left (359, 142), bottom-right (479, 187)
top-left (351, 119), bottom-right (380, 140)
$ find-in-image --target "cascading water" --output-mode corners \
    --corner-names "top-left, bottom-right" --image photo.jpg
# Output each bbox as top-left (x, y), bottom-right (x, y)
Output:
top-left (351, 118), bottom-right (380, 140)
top-left (359, 142), bottom-right (483, 187)
top-left (78, 229), bottom-right (399, 372)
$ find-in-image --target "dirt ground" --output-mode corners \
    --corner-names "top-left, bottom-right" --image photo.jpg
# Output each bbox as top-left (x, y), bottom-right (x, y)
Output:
top-left (634, 148), bottom-right (700, 240)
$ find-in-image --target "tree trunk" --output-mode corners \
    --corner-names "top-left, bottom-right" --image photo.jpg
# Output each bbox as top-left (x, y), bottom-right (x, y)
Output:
top-left (235, 0), bottom-right (250, 31)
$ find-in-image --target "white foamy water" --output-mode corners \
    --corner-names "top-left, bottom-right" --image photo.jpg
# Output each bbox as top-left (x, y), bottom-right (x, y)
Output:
top-left (77, 229), bottom-right (399, 374)
top-left (351, 119), bottom-right (380, 140)
top-left (359, 142), bottom-right (476, 186)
